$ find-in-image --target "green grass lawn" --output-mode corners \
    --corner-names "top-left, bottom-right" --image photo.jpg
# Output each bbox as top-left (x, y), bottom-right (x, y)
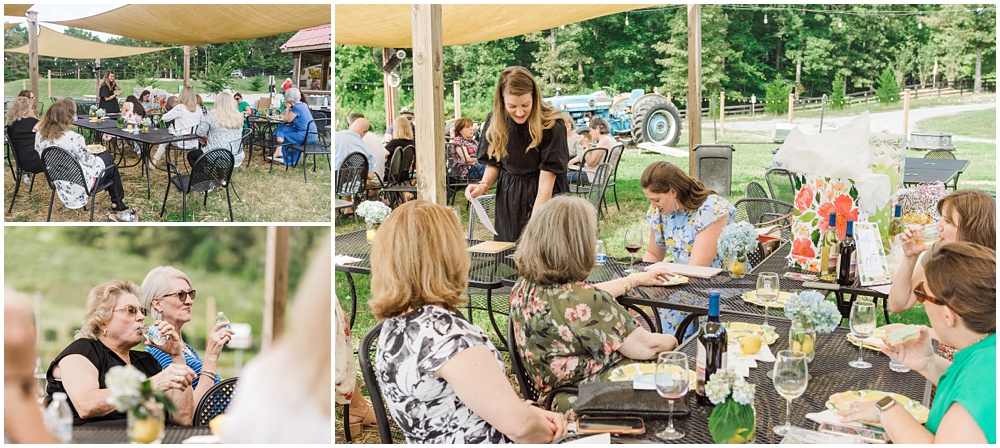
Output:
top-left (917, 107), bottom-right (996, 140)
top-left (6, 78), bottom-right (270, 101)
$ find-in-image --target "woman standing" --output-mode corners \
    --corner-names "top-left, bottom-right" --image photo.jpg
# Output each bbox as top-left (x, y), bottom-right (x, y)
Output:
top-left (98, 71), bottom-right (121, 114)
top-left (465, 66), bottom-right (569, 242)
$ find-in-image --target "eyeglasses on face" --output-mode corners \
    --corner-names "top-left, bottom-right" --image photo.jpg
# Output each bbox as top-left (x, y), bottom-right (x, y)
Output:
top-left (162, 289), bottom-right (197, 302)
top-left (113, 305), bottom-right (147, 316)
top-left (913, 281), bottom-right (942, 305)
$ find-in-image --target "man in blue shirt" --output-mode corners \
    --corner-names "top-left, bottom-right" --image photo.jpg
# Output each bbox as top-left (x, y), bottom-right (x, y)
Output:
top-left (334, 117), bottom-right (375, 181)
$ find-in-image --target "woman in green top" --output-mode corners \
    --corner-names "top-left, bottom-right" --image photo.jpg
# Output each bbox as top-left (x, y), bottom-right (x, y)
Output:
top-left (234, 92), bottom-right (253, 115)
top-left (839, 242), bottom-right (995, 444)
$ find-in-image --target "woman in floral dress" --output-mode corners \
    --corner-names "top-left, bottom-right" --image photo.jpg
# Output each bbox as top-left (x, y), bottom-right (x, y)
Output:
top-left (510, 196), bottom-right (679, 415)
top-left (639, 161), bottom-right (735, 338)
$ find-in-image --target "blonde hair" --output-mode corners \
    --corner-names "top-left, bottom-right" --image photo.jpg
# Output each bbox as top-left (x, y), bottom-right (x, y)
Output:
top-left (211, 92), bottom-right (244, 129)
top-left (139, 266), bottom-right (192, 322)
top-left (391, 116), bottom-right (412, 140)
top-left (936, 189), bottom-right (995, 247)
top-left (514, 196), bottom-right (597, 285)
top-left (78, 280), bottom-right (141, 340)
top-left (484, 66), bottom-right (563, 160)
top-left (5, 97), bottom-right (34, 126)
top-left (101, 70), bottom-right (117, 90)
top-left (369, 201), bottom-right (469, 320)
top-left (178, 86), bottom-right (198, 113)
top-left (37, 99), bottom-right (76, 142)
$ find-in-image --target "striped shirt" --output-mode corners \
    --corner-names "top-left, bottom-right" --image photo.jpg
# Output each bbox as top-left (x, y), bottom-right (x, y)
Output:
top-left (146, 344), bottom-right (220, 389)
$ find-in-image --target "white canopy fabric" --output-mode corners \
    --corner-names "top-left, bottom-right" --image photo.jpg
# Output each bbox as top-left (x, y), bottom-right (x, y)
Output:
top-left (49, 4), bottom-right (331, 46)
top-left (4, 25), bottom-right (176, 59)
top-left (335, 4), bottom-right (649, 47)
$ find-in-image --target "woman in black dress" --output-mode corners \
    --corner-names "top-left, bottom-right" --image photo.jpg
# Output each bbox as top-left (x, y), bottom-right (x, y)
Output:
top-left (98, 71), bottom-right (121, 114)
top-left (465, 66), bottom-right (569, 242)
top-left (4, 96), bottom-right (44, 174)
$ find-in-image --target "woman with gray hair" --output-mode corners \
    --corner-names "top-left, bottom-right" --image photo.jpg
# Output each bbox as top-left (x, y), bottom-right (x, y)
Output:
top-left (45, 280), bottom-right (195, 426)
top-left (140, 267), bottom-right (234, 406)
top-left (268, 87), bottom-right (317, 166)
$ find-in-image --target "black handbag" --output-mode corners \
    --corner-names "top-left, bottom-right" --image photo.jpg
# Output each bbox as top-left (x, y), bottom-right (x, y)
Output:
top-left (575, 382), bottom-right (690, 418)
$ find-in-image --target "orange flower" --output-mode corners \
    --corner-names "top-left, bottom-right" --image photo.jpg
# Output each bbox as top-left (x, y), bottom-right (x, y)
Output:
top-left (818, 194), bottom-right (859, 239)
top-left (792, 238), bottom-right (816, 259)
top-left (795, 185), bottom-right (815, 211)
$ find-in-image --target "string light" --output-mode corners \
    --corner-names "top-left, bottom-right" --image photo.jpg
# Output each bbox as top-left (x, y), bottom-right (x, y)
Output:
top-left (838, 18), bottom-right (843, 28)
top-left (918, 16), bottom-right (923, 29)
top-left (763, 13), bottom-right (768, 24)
top-left (625, 12), bottom-right (629, 26)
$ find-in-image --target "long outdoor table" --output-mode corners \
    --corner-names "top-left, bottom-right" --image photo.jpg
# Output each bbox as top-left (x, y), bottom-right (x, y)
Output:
top-left (601, 313), bottom-right (930, 444)
top-left (903, 157), bottom-right (969, 187)
top-left (72, 426), bottom-right (212, 444)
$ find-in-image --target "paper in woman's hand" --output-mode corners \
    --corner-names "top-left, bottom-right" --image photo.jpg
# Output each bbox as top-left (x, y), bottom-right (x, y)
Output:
top-left (469, 196), bottom-right (497, 236)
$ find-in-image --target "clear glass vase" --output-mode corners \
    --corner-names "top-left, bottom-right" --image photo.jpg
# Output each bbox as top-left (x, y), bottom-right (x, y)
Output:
top-left (365, 222), bottom-right (379, 244)
top-left (727, 253), bottom-right (750, 279)
top-left (127, 400), bottom-right (165, 444)
top-left (790, 321), bottom-right (817, 363)
top-left (714, 401), bottom-right (755, 444)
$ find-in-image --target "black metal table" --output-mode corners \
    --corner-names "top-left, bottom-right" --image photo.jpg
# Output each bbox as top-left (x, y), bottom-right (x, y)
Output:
top-left (903, 157), bottom-right (969, 187)
top-left (602, 313), bottom-right (930, 444)
top-left (72, 426), bottom-right (212, 444)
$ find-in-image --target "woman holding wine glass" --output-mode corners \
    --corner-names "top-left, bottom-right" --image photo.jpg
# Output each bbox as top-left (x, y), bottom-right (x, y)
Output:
top-left (638, 161), bottom-right (736, 338)
top-left (839, 242), bottom-right (995, 444)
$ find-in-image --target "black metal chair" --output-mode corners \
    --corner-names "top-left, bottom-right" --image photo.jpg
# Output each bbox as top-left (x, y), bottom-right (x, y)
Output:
top-left (745, 180), bottom-right (769, 200)
top-left (733, 197), bottom-right (794, 244)
top-left (604, 144), bottom-right (625, 212)
top-left (586, 162), bottom-right (613, 220)
top-left (507, 318), bottom-right (578, 410)
top-left (381, 145), bottom-right (417, 207)
top-left (159, 148), bottom-right (236, 222)
top-left (284, 117), bottom-right (331, 182)
top-left (445, 142), bottom-right (481, 205)
top-left (40, 146), bottom-right (115, 222)
top-left (358, 323), bottom-right (406, 444)
top-left (5, 127), bottom-right (39, 214)
top-left (567, 146), bottom-right (609, 197)
top-left (924, 149), bottom-right (956, 160)
top-left (765, 167), bottom-right (797, 204)
top-left (336, 152), bottom-right (368, 229)
top-left (193, 377), bottom-right (239, 426)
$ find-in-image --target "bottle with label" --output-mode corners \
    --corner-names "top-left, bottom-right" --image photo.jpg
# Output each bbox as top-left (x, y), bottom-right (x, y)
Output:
top-left (818, 212), bottom-right (840, 282)
top-left (595, 240), bottom-right (607, 266)
top-left (887, 204), bottom-right (904, 249)
top-left (837, 220), bottom-right (857, 286)
top-left (696, 291), bottom-right (727, 405)
top-left (47, 392), bottom-right (73, 443)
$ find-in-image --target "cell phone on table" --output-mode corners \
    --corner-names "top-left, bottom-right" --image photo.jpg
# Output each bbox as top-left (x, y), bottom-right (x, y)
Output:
top-left (577, 417), bottom-right (645, 435)
top-left (818, 422), bottom-right (888, 443)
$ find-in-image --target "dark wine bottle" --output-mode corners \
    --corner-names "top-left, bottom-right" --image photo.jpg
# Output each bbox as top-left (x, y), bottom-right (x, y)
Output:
top-left (837, 219), bottom-right (857, 286)
top-left (696, 291), bottom-right (727, 405)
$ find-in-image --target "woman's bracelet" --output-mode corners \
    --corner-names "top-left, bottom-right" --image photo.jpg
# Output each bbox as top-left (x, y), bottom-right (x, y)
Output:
top-left (622, 276), bottom-right (634, 294)
top-left (200, 369), bottom-right (218, 379)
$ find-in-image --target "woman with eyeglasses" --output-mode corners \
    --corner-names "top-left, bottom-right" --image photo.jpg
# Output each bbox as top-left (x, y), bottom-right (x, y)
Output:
top-left (839, 242), bottom-right (995, 443)
top-left (45, 280), bottom-right (196, 426)
top-left (139, 266), bottom-right (235, 407)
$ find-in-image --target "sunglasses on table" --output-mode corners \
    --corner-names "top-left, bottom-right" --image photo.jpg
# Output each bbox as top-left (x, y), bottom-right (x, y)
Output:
top-left (162, 289), bottom-right (197, 301)
top-left (913, 281), bottom-right (942, 305)
top-left (113, 305), bottom-right (147, 316)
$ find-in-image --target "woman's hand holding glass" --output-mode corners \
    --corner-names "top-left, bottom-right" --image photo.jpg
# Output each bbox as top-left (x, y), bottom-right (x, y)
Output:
top-left (899, 227), bottom-right (930, 257)
top-left (205, 322), bottom-right (236, 359)
top-left (150, 364), bottom-right (196, 391)
top-left (880, 325), bottom-right (937, 373)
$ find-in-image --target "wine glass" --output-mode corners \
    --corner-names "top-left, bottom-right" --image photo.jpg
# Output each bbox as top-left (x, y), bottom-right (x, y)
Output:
top-left (654, 352), bottom-right (689, 440)
top-left (772, 350), bottom-right (808, 436)
top-left (849, 300), bottom-right (876, 369)
top-left (623, 226), bottom-right (644, 274)
top-left (756, 272), bottom-right (780, 329)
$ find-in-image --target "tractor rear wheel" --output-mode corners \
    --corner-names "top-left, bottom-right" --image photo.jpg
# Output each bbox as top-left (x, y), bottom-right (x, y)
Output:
top-left (631, 95), bottom-right (681, 146)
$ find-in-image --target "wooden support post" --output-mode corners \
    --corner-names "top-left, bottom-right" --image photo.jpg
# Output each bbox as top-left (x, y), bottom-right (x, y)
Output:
top-left (27, 11), bottom-right (39, 111)
top-left (719, 91), bottom-right (725, 134)
top-left (263, 226), bottom-right (289, 351)
top-left (687, 4), bottom-right (702, 177)
top-left (47, 70), bottom-right (51, 100)
top-left (183, 46), bottom-right (191, 87)
top-left (902, 90), bottom-right (910, 137)
top-left (383, 48), bottom-right (398, 133)
top-left (412, 4), bottom-right (446, 205)
top-left (785, 93), bottom-right (794, 122)
top-left (453, 81), bottom-right (461, 121)
top-left (95, 58), bottom-right (101, 101)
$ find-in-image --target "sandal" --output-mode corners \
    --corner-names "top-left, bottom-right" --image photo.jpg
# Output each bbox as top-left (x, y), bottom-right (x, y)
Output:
top-left (349, 403), bottom-right (376, 427)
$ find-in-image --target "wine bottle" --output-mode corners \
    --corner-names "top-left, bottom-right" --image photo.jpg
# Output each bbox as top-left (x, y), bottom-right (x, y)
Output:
top-left (696, 291), bottom-right (727, 405)
top-left (887, 204), bottom-right (905, 248)
top-left (818, 212), bottom-right (840, 282)
top-left (837, 220), bottom-right (857, 286)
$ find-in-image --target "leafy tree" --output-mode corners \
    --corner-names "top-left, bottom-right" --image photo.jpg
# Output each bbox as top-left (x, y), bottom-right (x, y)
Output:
top-left (202, 60), bottom-right (235, 94)
top-left (4, 25), bottom-right (28, 80)
top-left (524, 24), bottom-right (592, 95)
top-left (63, 27), bottom-right (101, 42)
top-left (134, 70), bottom-right (160, 90)
top-left (248, 76), bottom-right (265, 91)
top-left (875, 68), bottom-right (901, 103)
top-left (764, 77), bottom-right (792, 115)
top-left (653, 6), bottom-right (733, 105)
top-left (829, 74), bottom-right (846, 110)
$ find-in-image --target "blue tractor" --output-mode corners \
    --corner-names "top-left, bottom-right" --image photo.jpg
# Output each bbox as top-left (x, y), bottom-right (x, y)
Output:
top-left (544, 87), bottom-right (682, 147)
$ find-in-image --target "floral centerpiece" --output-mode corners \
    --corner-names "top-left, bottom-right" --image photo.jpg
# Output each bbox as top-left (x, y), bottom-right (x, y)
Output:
top-left (356, 200), bottom-right (392, 243)
top-left (89, 104), bottom-right (98, 117)
top-left (706, 369), bottom-right (756, 444)
top-left (783, 290), bottom-right (841, 361)
top-left (106, 365), bottom-right (176, 444)
top-left (717, 221), bottom-right (758, 278)
top-left (140, 117), bottom-right (152, 132)
top-left (95, 108), bottom-right (106, 119)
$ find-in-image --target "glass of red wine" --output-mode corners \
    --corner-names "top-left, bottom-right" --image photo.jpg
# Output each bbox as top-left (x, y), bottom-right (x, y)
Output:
top-left (623, 226), bottom-right (644, 274)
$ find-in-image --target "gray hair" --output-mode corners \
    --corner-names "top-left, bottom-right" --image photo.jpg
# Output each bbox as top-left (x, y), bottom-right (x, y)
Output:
top-left (140, 266), bottom-right (192, 322)
top-left (284, 88), bottom-right (302, 104)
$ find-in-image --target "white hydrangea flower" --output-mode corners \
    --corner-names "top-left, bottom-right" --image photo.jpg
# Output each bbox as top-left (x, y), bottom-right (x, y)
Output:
top-left (105, 365), bottom-right (146, 412)
top-left (706, 380), bottom-right (731, 405)
top-left (731, 378), bottom-right (756, 406)
top-left (356, 201), bottom-right (392, 225)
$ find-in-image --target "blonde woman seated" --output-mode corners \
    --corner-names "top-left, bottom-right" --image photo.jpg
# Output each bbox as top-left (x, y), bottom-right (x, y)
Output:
top-left (150, 87), bottom-right (202, 169)
top-left (369, 200), bottom-right (567, 444)
top-left (510, 196), bottom-right (678, 415)
top-left (191, 92), bottom-right (245, 167)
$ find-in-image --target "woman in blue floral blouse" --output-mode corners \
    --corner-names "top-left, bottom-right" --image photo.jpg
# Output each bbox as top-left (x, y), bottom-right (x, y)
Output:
top-left (510, 196), bottom-right (678, 415)
top-left (639, 162), bottom-right (736, 338)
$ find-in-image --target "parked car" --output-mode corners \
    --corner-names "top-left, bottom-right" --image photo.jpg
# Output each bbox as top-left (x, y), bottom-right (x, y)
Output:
top-left (230, 70), bottom-right (245, 79)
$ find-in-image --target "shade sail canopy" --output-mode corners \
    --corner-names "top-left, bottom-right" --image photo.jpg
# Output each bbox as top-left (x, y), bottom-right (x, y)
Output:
top-left (5, 23), bottom-right (21, 31)
top-left (335, 4), bottom-right (649, 48)
top-left (5, 25), bottom-right (176, 59)
top-left (4, 4), bottom-right (32, 18)
top-left (49, 4), bottom-right (331, 46)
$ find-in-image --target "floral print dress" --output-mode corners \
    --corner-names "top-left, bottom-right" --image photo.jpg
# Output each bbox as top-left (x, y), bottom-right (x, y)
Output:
top-left (334, 302), bottom-right (355, 406)
top-left (35, 131), bottom-right (106, 210)
top-left (645, 193), bottom-right (736, 337)
top-left (510, 280), bottom-right (639, 414)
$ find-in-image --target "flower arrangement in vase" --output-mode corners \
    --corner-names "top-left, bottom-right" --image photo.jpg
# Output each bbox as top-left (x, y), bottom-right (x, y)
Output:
top-left (356, 201), bottom-right (392, 243)
top-left (717, 221), bottom-right (759, 278)
top-left (783, 290), bottom-right (841, 361)
top-left (140, 117), bottom-right (152, 133)
top-left (706, 369), bottom-right (756, 443)
top-left (89, 104), bottom-right (98, 117)
top-left (106, 365), bottom-right (176, 444)
top-left (95, 108), bottom-right (106, 119)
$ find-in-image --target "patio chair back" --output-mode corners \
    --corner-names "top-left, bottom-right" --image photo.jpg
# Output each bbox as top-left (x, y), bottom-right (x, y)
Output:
top-left (764, 167), bottom-right (796, 203)
top-left (508, 318), bottom-right (540, 403)
top-left (193, 377), bottom-right (239, 426)
top-left (467, 193), bottom-right (497, 241)
top-left (336, 152), bottom-right (368, 198)
top-left (5, 126), bottom-right (39, 214)
top-left (41, 146), bottom-right (113, 221)
top-left (358, 323), bottom-right (407, 444)
top-left (189, 149), bottom-right (235, 193)
top-left (734, 197), bottom-right (794, 245)
top-left (587, 162), bottom-right (613, 219)
top-left (605, 144), bottom-right (625, 209)
top-left (924, 149), bottom-right (956, 160)
top-left (385, 145), bottom-right (415, 186)
top-left (745, 181), bottom-right (769, 199)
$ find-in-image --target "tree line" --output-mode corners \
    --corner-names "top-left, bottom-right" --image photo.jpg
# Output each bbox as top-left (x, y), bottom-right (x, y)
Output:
top-left (335, 4), bottom-right (995, 131)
